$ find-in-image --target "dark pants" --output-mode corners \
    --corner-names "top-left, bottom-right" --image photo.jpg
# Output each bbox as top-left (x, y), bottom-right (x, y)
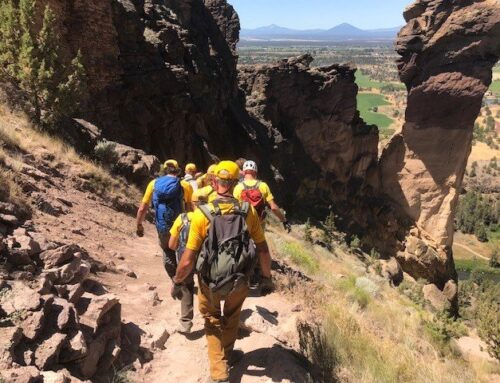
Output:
top-left (158, 230), bottom-right (194, 324)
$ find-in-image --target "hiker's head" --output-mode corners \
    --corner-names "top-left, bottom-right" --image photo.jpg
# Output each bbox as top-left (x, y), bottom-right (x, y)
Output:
top-left (192, 189), bottom-right (203, 206)
top-left (185, 163), bottom-right (197, 176)
top-left (214, 161), bottom-right (240, 194)
top-left (206, 164), bottom-right (217, 184)
top-left (163, 159), bottom-right (181, 176)
top-left (243, 160), bottom-right (258, 177)
top-left (235, 158), bottom-right (247, 170)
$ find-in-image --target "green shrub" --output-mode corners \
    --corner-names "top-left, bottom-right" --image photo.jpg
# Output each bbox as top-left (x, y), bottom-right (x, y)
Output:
top-left (350, 235), bottom-right (361, 250)
top-left (475, 282), bottom-right (500, 360)
top-left (398, 279), bottom-right (426, 307)
top-left (304, 218), bottom-right (313, 244)
top-left (425, 311), bottom-right (468, 354)
top-left (282, 241), bottom-right (319, 274)
top-left (94, 140), bottom-right (119, 166)
top-left (337, 275), bottom-right (371, 309)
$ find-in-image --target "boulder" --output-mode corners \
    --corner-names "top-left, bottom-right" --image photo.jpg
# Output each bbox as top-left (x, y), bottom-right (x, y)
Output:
top-left (54, 283), bottom-right (85, 304)
top-left (1, 284), bottom-right (42, 316)
top-left (0, 366), bottom-right (41, 383)
top-left (44, 258), bottom-right (91, 286)
top-left (422, 284), bottom-right (449, 311)
top-left (60, 331), bottom-right (88, 363)
top-left (0, 327), bottom-right (23, 370)
top-left (40, 245), bottom-right (81, 269)
top-left (34, 332), bottom-right (67, 370)
top-left (451, 336), bottom-right (496, 363)
top-left (112, 143), bottom-right (161, 188)
top-left (78, 293), bottom-right (120, 333)
top-left (22, 311), bottom-right (45, 341)
top-left (380, 258), bottom-right (403, 286)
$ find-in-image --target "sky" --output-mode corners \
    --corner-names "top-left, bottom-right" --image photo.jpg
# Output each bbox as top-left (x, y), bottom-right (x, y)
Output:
top-left (229, 0), bottom-right (409, 30)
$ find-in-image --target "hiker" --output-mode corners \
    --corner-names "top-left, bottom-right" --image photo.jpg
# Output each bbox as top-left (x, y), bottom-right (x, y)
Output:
top-left (196, 164), bottom-right (217, 203)
top-left (167, 192), bottom-right (202, 333)
top-left (173, 160), bottom-right (274, 383)
top-left (136, 159), bottom-right (186, 286)
top-left (235, 157), bottom-right (247, 181)
top-left (184, 163), bottom-right (199, 191)
top-left (234, 160), bottom-right (291, 232)
top-left (197, 164), bottom-right (217, 189)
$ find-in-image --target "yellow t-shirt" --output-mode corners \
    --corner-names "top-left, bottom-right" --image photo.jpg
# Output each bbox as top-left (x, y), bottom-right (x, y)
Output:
top-left (186, 202), bottom-right (266, 251)
top-left (169, 212), bottom-right (194, 238)
top-left (194, 185), bottom-right (217, 203)
top-left (233, 180), bottom-right (274, 203)
top-left (141, 177), bottom-right (192, 206)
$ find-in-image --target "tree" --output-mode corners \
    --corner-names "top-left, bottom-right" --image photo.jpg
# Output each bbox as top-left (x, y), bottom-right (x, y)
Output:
top-left (490, 247), bottom-right (499, 268)
top-left (0, 2), bottom-right (85, 128)
top-left (321, 211), bottom-right (337, 250)
top-left (475, 224), bottom-right (488, 243)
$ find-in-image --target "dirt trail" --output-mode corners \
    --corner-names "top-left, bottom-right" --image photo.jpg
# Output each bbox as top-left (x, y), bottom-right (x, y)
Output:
top-left (454, 242), bottom-right (490, 261)
top-left (32, 172), bottom-right (311, 383)
top-left (103, 226), bottom-right (311, 383)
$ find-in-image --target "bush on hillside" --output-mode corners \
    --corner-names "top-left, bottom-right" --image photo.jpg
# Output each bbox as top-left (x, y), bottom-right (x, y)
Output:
top-left (94, 140), bottom-right (119, 167)
top-left (455, 191), bottom-right (499, 242)
top-left (0, 1), bottom-right (86, 128)
top-left (475, 282), bottom-right (500, 360)
top-left (304, 218), bottom-right (313, 244)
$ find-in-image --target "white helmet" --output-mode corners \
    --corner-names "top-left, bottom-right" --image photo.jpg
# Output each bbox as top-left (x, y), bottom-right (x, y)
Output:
top-left (243, 160), bottom-right (258, 172)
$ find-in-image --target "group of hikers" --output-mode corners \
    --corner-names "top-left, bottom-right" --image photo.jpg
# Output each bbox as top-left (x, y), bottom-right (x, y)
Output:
top-left (135, 158), bottom-right (291, 383)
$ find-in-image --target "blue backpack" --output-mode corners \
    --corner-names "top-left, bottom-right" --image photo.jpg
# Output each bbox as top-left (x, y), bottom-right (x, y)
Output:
top-left (152, 176), bottom-right (183, 232)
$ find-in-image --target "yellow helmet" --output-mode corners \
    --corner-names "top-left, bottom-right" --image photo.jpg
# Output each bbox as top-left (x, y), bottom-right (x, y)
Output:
top-left (215, 160), bottom-right (240, 180)
top-left (185, 163), bottom-right (197, 173)
top-left (163, 159), bottom-right (179, 170)
top-left (207, 164), bottom-right (217, 175)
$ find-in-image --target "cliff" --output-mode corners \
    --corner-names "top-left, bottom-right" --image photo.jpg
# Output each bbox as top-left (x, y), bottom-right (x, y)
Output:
top-left (379, 0), bottom-right (500, 287)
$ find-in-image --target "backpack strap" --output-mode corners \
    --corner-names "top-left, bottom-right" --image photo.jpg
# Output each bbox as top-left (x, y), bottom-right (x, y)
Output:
top-left (240, 201), bottom-right (250, 217)
top-left (199, 204), bottom-right (216, 223)
top-left (181, 213), bottom-right (190, 227)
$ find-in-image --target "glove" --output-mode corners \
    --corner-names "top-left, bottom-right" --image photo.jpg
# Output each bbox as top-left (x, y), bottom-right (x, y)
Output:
top-left (283, 221), bottom-right (292, 233)
top-left (136, 224), bottom-right (144, 237)
top-left (170, 283), bottom-right (183, 300)
top-left (260, 276), bottom-right (275, 296)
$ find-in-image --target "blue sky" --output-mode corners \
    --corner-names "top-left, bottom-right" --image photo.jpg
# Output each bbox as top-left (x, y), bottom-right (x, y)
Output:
top-left (230, 0), bottom-right (409, 30)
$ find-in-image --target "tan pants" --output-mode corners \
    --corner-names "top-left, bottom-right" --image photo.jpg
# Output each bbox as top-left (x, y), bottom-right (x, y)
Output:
top-left (198, 279), bottom-right (249, 381)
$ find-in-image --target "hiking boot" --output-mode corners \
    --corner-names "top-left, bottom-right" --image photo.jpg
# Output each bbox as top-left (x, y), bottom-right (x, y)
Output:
top-left (176, 321), bottom-right (193, 334)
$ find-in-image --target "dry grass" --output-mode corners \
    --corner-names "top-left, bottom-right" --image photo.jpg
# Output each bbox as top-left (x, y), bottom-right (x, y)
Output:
top-left (267, 226), bottom-right (500, 383)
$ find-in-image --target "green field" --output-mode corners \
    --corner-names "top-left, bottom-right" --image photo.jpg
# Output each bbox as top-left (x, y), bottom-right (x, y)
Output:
top-left (357, 93), bottom-right (395, 134)
top-left (490, 80), bottom-right (500, 94)
top-left (355, 72), bottom-right (405, 90)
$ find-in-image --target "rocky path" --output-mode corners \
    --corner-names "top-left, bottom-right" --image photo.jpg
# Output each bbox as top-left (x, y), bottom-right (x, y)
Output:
top-left (101, 225), bottom-right (311, 383)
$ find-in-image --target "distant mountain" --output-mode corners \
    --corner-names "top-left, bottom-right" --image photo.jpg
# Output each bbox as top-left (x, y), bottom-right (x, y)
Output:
top-left (240, 23), bottom-right (401, 41)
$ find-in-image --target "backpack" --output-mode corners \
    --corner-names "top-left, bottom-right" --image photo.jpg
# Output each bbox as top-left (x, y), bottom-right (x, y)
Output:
top-left (152, 176), bottom-right (183, 232)
top-left (240, 181), bottom-right (267, 220)
top-left (176, 213), bottom-right (191, 263)
top-left (196, 199), bottom-right (257, 296)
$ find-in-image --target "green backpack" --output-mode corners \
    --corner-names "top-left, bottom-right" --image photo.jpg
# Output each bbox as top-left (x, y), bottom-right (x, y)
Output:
top-left (196, 199), bottom-right (257, 296)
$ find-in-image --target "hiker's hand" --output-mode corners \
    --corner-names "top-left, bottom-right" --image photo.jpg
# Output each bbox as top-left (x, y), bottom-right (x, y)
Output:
top-left (260, 277), bottom-right (275, 296)
top-left (171, 283), bottom-right (183, 300)
top-left (283, 221), bottom-right (292, 233)
top-left (136, 224), bottom-right (144, 238)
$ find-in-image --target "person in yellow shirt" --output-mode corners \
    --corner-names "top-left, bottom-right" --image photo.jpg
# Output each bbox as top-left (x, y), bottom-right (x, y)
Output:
top-left (167, 192), bottom-right (202, 334)
top-left (197, 164), bottom-right (217, 188)
top-left (194, 164), bottom-right (217, 203)
top-left (183, 163), bottom-right (199, 191)
top-left (136, 159), bottom-right (189, 285)
top-left (234, 160), bottom-right (291, 232)
top-left (173, 161), bottom-right (273, 383)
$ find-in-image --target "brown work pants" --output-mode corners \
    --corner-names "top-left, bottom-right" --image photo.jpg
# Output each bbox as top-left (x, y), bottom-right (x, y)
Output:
top-left (198, 280), bottom-right (249, 381)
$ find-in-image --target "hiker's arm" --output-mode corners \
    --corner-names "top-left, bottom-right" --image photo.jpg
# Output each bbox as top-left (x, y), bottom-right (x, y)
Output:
top-left (174, 249), bottom-right (197, 283)
top-left (268, 200), bottom-right (286, 222)
top-left (168, 235), bottom-right (179, 251)
top-left (256, 241), bottom-right (272, 278)
top-left (136, 203), bottom-right (148, 227)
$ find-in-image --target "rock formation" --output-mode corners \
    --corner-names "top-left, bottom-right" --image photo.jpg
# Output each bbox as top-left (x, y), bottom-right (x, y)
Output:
top-left (37, 0), bottom-right (245, 165)
top-left (379, 0), bottom-right (500, 287)
top-left (238, 55), bottom-right (379, 210)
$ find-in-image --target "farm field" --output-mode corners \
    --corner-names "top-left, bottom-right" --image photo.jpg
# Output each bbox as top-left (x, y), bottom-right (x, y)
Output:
top-left (357, 92), bottom-right (395, 134)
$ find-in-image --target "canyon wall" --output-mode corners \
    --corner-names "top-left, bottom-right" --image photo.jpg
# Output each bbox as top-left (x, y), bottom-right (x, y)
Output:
top-left (378, 0), bottom-right (500, 286)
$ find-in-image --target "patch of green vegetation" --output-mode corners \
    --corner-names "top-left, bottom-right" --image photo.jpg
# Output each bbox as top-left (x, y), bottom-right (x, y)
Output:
top-left (455, 191), bottom-right (499, 243)
top-left (425, 311), bottom-right (468, 355)
top-left (281, 241), bottom-right (319, 274)
top-left (357, 93), bottom-right (394, 131)
top-left (336, 275), bottom-right (371, 309)
top-left (356, 72), bottom-right (404, 90)
top-left (490, 80), bottom-right (500, 94)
